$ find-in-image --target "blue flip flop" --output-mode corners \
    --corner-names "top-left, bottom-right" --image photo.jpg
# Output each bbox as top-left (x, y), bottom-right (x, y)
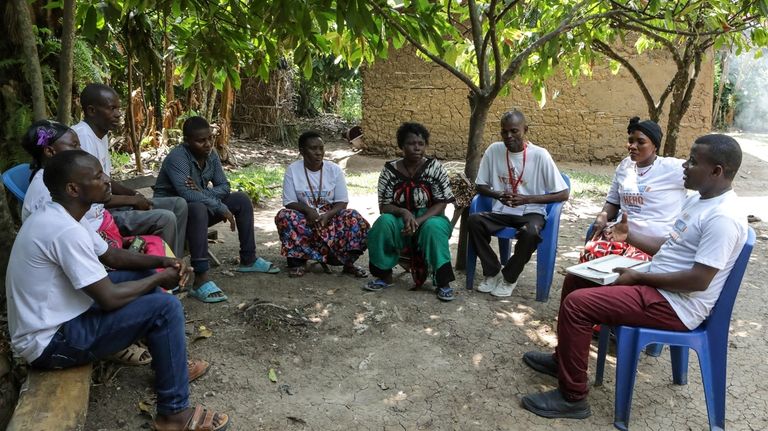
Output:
top-left (189, 280), bottom-right (228, 303)
top-left (362, 278), bottom-right (393, 292)
top-left (236, 257), bottom-right (280, 274)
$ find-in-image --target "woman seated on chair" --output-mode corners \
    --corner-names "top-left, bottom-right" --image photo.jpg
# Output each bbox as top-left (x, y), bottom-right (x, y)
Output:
top-left (582, 117), bottom-right (686, 263)
top-left (275, 131), bottom-right (370, 278)
top-left (364, 122), bottom-right (457, 302)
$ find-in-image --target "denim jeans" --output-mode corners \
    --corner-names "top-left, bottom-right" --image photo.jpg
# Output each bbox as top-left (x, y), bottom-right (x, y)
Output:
top-left (31, 276), bottom-right (190, 416)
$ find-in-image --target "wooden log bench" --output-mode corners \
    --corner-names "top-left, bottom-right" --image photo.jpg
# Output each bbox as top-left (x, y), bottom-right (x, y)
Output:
top-left (6, 364), bottom-right (93, 431)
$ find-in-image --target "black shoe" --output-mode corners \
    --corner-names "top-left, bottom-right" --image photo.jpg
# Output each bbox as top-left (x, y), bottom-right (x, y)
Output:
top-left (522, 351), bottom-right (558, 378)
top-left (521, 389), bottom-right (591, 419)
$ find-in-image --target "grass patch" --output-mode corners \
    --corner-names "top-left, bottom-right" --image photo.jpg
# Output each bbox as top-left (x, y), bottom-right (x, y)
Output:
top-left (345, 171), bottom-right (379, 194)
top-left (562, 170), bottom-right (612, 199)
top-left (227, 166), bottom-right (285, 204)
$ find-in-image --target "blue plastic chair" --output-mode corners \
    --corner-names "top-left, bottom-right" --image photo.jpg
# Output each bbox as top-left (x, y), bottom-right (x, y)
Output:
top-left (465, 173), bottom-right (570, 302)
top-left (594, 227), bottom-right (755, 431)
top-left (2, 163), bottom-right (32, 203)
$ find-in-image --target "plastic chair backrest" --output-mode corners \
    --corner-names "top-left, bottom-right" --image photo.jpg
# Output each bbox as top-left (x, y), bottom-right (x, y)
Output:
top-left (700, 227), bottom-right (755, 333)
top-left (2, 163), bottom-right (32, 203)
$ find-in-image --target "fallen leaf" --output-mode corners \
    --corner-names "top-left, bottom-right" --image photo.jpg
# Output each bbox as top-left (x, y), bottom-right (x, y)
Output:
top-left (236, 302), bottom-right (247, 310)
top-left (268, 368), bottom-right (278, 383)
top-left (138, 400), bottom-right (153, 417)
top-left (194, 325), bottom-right (213, 342)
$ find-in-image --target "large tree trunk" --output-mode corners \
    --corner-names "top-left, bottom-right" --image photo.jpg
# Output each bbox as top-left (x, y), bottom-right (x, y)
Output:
top-left (663, 54), bottom-right (702, 158)
top-left (455, 94), bottom-right (492, 271)
top-left (215, 76), bottom-right (235, 164)
top-left (12, 0), bottom-right (46, 120)
top-left (56, 0), bottom-right (75, 124)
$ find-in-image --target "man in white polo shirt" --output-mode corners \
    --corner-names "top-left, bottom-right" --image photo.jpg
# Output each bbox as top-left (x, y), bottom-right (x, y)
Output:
top-left (72, 83), bottom-right (187, 256)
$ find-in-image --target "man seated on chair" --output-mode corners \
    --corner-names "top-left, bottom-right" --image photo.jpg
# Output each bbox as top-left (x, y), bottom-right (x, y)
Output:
top-left (6, 150), bottom-right (230, 430)
top-left (520, 134), bottom-right (748, 420)
top-left (467, 109), bottom-right (569, 297)
top-left (73, 83), bottom-right (188, 257)
top-left (153, 116), bottom-right (279, 304)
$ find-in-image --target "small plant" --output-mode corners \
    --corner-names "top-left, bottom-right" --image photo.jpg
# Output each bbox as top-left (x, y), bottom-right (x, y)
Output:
top-left (563, 170), bottom-right (612, 199)
top-left (110, 152), bottom-right (133, 174)
top-left (227, 166), bottom-right (285, 205)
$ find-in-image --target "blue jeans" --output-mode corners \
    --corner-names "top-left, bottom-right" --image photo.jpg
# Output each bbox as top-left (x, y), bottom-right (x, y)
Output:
top-left (31, 272), bottom-right (190, 416)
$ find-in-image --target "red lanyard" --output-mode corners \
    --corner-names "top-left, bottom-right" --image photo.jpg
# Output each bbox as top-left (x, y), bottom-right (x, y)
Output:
top-left (506, 143), bottom-right (527, 194)
top-left (303, 163), bottom-right (323, 208)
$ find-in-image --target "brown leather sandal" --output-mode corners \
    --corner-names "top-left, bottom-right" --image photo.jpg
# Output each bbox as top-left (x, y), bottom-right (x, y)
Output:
top-left (153, 405), bottom-right (229, 431)
top-left (110, 343), bottom-right (152, 365)
top-left (188, 359), bottom-right (210, 382)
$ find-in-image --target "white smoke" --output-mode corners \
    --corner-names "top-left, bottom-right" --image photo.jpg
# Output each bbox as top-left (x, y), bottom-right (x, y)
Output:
top-left (725, 47), bottom-right (768, 132)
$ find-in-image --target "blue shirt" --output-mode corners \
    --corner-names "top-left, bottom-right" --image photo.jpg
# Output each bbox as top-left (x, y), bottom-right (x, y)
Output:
top-left (154, 144), bottom-right (230, 215)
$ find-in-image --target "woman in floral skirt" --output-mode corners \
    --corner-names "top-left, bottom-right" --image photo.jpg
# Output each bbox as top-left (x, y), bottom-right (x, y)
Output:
top-left (275, 131), bottom-right (370, 277)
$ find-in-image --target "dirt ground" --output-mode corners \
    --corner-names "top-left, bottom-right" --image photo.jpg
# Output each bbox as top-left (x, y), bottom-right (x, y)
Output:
top-left (85, 136), bottom-right (768, 431)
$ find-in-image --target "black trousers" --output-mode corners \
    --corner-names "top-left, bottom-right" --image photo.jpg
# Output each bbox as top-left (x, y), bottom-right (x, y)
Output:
top-left (466, 212), bottom-right (545, 283)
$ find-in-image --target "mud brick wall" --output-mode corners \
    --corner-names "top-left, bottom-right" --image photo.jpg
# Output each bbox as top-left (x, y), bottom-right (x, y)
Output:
top-left (361, 46), bottom-right (713, 164)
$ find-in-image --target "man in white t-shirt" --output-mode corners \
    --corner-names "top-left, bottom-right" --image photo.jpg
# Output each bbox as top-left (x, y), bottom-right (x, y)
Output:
top-left (72, 83), bottom-right (188, 256)
top-left (467, 110), bottom-right (569, 297)
top-left (5, 150), bottom-right (229, 430)
top-left (520, 134), bottom-right (749, 420)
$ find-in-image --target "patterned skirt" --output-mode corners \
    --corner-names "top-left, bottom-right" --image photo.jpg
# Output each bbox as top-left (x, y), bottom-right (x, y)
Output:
top-left (275, 208), bottom-right (370, 265)
top-left (579, 233), bottom-right (651, 263)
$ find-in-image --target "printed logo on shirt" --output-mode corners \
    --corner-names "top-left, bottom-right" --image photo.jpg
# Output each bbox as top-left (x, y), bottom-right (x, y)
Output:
top-left (497, 175), bottom-right (524, 192)
top-left (298, 190), bottom-right (331, 207)
top-left (621, 192), bottom-right (644, 208)
top-left (669, 217), bottom-right (688, 242)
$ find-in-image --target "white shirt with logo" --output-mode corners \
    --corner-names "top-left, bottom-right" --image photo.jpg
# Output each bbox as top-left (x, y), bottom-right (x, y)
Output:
top-left (282, 160), bottom-right (349, 211)
top-left (606, 156), bottom-right (687, 238)
top-left (475, 141), bottom-right (568, 216)
top-left (653, 191), bottom-right (748, 329)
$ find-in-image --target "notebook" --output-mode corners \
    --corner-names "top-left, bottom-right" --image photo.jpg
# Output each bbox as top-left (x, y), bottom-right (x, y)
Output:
top-left (566, 254), bottom-right (652, 285)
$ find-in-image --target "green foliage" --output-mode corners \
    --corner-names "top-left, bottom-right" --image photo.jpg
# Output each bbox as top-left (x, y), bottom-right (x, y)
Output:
top-left (339, 78), bottom-right (362, 122)
top-left (72, 38), bottom-right (107, 92)
top-left (110, 151), bottom-right (132, 174)
top-left (563, 170), bottom-right (612, 199)
top-left (227, 166), bottom-right (285, 205)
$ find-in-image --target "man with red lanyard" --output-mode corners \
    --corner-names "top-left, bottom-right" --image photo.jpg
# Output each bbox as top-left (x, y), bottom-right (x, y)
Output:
top-left (467, 110), bottom-right (569, 297)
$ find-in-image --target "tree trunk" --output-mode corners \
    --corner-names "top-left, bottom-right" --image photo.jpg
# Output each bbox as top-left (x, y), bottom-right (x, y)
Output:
top-left (126, 45), bottom-right (142, 173)
top-left (206, 84), bottom-right (217, 121)
top-left (56, 0), bottom-right (75, 124)
top-left (455, 94), bottom-right (492, 271)
top-left (712, 51), bottom-right (729, 129)
top-left (12, 0), bottom-right (46, 121)
top-left (163, 14), bottom-right (174, 118)
top-left (215, 76), bottom-right (235, 165)
top-left (663, 54), bottom-right (702, 158)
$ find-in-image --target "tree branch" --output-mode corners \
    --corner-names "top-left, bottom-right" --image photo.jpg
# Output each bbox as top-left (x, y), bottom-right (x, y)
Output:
top-left (468, 0), bottom-right (489, 88)
top-left (364, 0), bottom-right (481, 94)
top-left (592, 40), bottom-right (657, 118)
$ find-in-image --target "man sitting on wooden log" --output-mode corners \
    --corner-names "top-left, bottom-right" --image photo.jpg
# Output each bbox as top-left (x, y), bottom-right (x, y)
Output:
top-left (5, 150), bottom-right (230, 430)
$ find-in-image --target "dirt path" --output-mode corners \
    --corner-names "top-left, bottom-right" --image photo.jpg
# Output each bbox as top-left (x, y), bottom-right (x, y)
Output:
top-left (85, 137), bottom-right (767, 431)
